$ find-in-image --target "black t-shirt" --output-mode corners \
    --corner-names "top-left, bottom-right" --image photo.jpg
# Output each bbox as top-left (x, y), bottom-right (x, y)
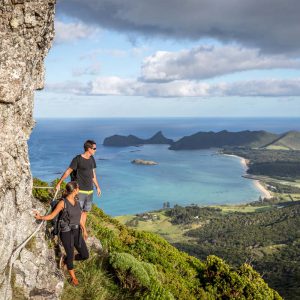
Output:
top-left (69, 155), bottom-right (96, 191)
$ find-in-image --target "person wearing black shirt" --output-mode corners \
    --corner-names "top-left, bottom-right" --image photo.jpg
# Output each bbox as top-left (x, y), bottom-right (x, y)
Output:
top-left (56, 140), bottom-right (101, 226)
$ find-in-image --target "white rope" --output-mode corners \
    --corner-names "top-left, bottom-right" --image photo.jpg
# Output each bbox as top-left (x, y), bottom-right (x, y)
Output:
top-left (33, 186), bottom-right (55, 189)
top-left (4, 189), bottom-right (59, 300)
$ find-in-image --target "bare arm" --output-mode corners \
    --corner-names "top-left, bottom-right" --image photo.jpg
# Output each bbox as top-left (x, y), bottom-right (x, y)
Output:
top-left (34, 200), bottom-right (64, 221)
top-left (93, 169), bottom-right (101, 196)
top-left (56, 168), bottom-right (73, 189)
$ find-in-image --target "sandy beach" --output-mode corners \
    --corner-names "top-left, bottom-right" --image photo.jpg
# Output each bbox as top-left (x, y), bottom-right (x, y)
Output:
top-left (254, 180), bottom-right (272, 199)
top-left (223, 153), bottom-right (248, 169)
top-left (223, 153), bottom-right (272, 199)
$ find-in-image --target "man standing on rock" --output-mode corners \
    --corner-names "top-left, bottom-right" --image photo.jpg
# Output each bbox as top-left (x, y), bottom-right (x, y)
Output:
top-left (56, 140), bottom-right (101, 226)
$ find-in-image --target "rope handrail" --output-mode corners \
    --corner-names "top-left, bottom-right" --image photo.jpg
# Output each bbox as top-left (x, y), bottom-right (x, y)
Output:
top-left (4, 189), bottom-right (59, 300)
top-left (32, 186), bottom-right (56, 189)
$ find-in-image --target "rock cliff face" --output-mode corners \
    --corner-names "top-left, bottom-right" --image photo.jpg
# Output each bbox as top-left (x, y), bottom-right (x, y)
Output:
top-left (0, 1), bottom-right (60, 299)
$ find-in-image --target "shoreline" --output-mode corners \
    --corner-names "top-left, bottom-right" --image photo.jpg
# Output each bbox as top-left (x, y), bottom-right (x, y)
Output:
top-left (253, 180), bottom-right (272, 199)
top-left (222, 153), bottom-right (272, 199)
top-left (223, 153), bottom-right (249, 169)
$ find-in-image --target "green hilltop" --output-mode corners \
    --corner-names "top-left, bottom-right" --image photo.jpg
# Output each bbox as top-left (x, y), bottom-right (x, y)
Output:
top-left (168, 130), bottom-right (279, 150)
top-left (264, 131), bottom-right (300, 150)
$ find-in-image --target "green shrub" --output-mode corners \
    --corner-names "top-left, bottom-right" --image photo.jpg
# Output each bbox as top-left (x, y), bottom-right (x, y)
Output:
top-left (199, 256), bottom-right (281, 299)
top-left (109, 252), bottom-right (175, 299)
top-left (143, 284), bottom-right (175, 300)
top-left (109, 252), bottom-right (153, 290)
top-left (32, 178), bottom-right (51, 203)
top-left (32, 178), bottom-right (66, 203)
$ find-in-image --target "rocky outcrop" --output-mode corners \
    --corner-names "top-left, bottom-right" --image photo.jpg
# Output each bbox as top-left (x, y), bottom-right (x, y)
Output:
top-left (131, 159), bottom-right (158, 165)
top-left (0, 1), bottom-right (59, 299)
top-left (103, 131), bottom-right (174, 147)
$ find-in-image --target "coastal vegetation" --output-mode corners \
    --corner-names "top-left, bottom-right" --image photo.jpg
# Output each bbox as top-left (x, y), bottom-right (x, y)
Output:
top-left (33, 182), bottom-right (281, 300)
top-left (118, 203), bottom-right (300, 300)
top-left (222, 148), bottom-right (300, 179)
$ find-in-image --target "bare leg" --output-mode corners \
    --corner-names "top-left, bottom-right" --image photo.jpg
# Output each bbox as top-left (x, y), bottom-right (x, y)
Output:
top-left (68, 269), bottom-right (79, 286)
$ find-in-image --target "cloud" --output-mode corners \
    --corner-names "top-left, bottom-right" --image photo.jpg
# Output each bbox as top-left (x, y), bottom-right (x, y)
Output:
top-left (89, 76), bottom-right (140, 95)
top-left (141, 45), bottom-right (300, 82)
top-left (72, 63), bottom-right (101, 77)
top-left (57, 0), bottom-right (300, 53)
top-left (46, 77), bottom-right (300, 98)
top-left (79, 47), bottom-right (148, 60)
top-left (54, 20), bottom-right (99, 44)
top-left (222, 79), bottom-right (300, 97)
top-left (45, 81), bottom-right (89, 94)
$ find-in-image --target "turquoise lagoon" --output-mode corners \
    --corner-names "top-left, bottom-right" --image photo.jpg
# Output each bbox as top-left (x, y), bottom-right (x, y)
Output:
top-left (29, 118), bottom-right (300, 216)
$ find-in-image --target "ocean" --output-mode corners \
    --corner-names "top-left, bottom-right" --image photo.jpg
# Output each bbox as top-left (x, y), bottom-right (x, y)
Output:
top-left (28, 117), bottom-right (300, 216)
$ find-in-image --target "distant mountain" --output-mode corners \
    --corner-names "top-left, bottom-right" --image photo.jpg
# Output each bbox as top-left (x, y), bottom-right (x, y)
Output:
top-left (103, 131), bottom-right (174, 147)
top-left (263, 131), bottom-right (300, 150)
top-left (169, 130), bottom-right (279, 150)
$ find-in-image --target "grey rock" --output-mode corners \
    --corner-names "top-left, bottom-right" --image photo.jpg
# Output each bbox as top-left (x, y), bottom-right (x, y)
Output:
top-left (131, 159), bottom-right (158, 165)
top-left (86, 236), bottom-right (103, 255)
top-left (0, 1), bottom-right (60, 299)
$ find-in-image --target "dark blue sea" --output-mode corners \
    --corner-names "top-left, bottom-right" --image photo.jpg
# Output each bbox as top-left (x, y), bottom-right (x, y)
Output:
top-left (28, 117), bottom-right (300, 216)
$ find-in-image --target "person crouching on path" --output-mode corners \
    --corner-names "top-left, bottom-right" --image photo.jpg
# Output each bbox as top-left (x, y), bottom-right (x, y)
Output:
top-left (55, 140), bottom-right (101, 227)
top-left (34, 181), bottom-right (89, 286)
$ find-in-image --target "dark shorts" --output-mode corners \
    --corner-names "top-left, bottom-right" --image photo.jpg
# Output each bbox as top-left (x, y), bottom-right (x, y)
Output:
top-left (78, 192), bottom-right (93, 212)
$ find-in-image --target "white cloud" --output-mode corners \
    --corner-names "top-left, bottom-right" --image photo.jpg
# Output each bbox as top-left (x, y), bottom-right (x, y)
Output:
top-left (45, 81), bottom-right (88, 94)
top-left (141, 46), bottom-right (300, 82)
top-left (54, 20), bottom-right (99, 44)
top-left (89, 76), bottom-right (140, 95)
top-left (79, 47), bottom-right (148, 61)
top-left (46, 77), bottom-right (300, 98)
top-left (72, 63), bottom-right (101, 77)
top-left (222, 79), bottom-right (300, 97)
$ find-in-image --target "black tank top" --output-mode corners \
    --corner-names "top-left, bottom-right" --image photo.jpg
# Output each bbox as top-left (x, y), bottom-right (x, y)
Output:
top-left (64, 198), bottom-right (81, 225)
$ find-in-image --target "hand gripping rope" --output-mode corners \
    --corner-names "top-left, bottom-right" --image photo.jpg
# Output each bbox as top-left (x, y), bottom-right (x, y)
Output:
top-left (4, 188), bottom-right (58, 300)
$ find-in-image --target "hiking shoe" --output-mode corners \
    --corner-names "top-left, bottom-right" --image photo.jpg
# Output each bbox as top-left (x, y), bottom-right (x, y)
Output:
top-left (69, 277), bottom-right (79, 287)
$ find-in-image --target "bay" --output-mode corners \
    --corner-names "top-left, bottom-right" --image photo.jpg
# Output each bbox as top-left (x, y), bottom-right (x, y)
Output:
top-left (29, 117), bottom-right (300, 216)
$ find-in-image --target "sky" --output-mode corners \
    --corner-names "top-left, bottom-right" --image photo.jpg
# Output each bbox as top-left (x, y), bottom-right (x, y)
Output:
top-left (35, 0), bottom-right (300, 118)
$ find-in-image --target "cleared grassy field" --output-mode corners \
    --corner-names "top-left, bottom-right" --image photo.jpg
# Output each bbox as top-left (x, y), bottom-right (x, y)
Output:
top-left (265, 145), bottom-right (290, 150)
top-left (211, 204), bottom-right (272, 213)
top-left (116, 211), bottom-right (202, 243)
